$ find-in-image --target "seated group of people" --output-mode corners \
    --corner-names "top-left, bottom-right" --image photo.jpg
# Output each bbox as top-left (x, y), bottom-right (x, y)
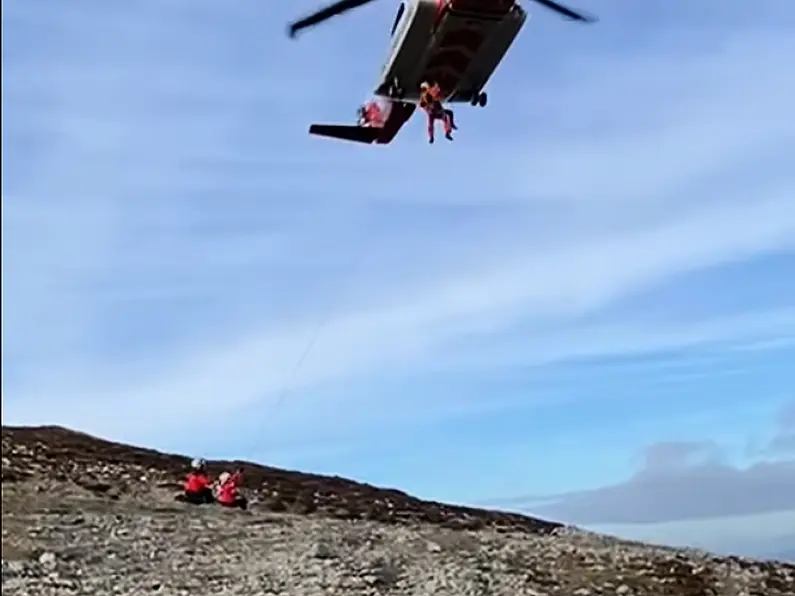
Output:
top-left (175, 458), bottom-right (248, 510)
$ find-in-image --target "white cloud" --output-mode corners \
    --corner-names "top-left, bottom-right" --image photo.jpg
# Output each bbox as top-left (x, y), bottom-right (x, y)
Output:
top-left (4, 201), bottom-right (794, 438)
top-left (2, 1), bottom-right (795, 450)
top-left (500, 30), bottom-right (795, 204)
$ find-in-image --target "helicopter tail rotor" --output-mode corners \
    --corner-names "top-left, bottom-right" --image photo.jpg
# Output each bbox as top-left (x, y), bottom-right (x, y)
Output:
top-left (529, 0), bottom-right (597, 23)
top-left (288, 0), bottom-right (379, 38)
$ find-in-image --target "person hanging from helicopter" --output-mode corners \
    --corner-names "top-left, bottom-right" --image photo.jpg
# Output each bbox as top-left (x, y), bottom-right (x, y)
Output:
top-left (419, 81), bottom-right (457, 144)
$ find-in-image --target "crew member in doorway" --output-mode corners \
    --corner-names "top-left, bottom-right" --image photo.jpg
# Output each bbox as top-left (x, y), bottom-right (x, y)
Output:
top-left (357, 100), bottom-right (386, 127)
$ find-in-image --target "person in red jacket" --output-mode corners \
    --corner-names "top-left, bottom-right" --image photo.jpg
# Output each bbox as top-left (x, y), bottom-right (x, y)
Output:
top-left (177, 458), bottom-right (215, 505)
top-left (215, 468), bottom-right (248, 510)
top-left (357, 100), bottom-right (387, 128)
top-left (419, 81), bottom-right (456, 143)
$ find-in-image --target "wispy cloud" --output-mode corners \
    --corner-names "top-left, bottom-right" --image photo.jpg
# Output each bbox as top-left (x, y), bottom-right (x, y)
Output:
top-left (2, 0), bottom-right (795, 558)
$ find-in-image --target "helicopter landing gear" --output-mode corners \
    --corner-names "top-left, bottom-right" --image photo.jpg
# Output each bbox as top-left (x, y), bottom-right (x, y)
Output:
top-left (469, 91), bottom-right (487, 107)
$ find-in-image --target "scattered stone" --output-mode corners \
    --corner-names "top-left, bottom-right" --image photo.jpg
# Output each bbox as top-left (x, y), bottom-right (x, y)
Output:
top-left (308, 541), bottom-right (334, 559)
top-left (2, 425), bottom-right (794, 596)
top-left (37, 551), bottom-right (57, 569)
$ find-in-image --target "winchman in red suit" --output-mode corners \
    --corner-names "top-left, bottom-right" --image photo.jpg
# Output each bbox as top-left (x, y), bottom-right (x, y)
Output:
top-left (419, 81), bottom-right (457, 143)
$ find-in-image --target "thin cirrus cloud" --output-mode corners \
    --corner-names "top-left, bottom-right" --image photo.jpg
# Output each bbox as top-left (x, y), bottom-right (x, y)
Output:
top-left (2, 0), bottom-right (794, 435)
top-left (2, 0), bottom-right (795, 558)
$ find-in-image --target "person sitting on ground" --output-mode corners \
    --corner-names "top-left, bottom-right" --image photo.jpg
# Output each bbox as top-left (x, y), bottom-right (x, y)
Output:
top-left (215, 468), bottom-right (248, 510)
top-left (176, 458), bottom-right (215, 505)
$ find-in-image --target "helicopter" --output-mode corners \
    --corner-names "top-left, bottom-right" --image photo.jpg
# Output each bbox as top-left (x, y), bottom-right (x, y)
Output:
top-left (288, 0), bottom-right (597, 144)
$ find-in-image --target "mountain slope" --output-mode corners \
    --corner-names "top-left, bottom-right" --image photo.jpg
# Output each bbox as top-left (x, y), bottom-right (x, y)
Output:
top-left (1, 425), bottom-right (561, 534)
top-left (3, 425), bottom-right (794, 596)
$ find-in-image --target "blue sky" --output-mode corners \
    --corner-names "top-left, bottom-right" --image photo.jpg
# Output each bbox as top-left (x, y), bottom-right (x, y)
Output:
top-left (2, 0), bottom-right (795, 559)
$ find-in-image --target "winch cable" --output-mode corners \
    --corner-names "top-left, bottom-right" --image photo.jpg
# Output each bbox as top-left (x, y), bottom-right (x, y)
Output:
top-left (245, 209), bottom-right (382, 457)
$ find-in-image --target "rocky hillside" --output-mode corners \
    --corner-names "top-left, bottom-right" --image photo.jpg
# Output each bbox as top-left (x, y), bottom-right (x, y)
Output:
top-left (3, 425), bottom-right (794, 596)
top-left (1, 425), bottom-right (560, 534)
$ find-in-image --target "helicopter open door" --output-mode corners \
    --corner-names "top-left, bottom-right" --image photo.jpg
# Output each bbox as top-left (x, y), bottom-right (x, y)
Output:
top-left (308, 100), bottom-right (415, 145)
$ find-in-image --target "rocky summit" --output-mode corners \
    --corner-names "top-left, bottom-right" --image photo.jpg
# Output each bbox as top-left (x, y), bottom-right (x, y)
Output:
top-left (2, 426), bottom-right (794, 596)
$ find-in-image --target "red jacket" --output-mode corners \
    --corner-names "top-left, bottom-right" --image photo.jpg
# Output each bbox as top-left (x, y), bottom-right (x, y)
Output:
top-left (420, 85), bottom-right (442, 109)
top-left (365, 102), bottom-right (384, 126)
top-left (184, 472), bottom-right (211, 493)
top-left (216, 473), bottom-right (241, 505)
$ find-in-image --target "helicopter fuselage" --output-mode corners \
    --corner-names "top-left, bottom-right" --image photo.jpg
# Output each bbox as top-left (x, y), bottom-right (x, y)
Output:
top-left (375, 0), bottom-right (528, 105)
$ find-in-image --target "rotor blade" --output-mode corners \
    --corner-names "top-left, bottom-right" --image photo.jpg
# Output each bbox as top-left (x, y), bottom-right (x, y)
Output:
top-left (530, 0), bottom-right (597, 22)
top-left (288, 0), bottom-right (377, 38)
